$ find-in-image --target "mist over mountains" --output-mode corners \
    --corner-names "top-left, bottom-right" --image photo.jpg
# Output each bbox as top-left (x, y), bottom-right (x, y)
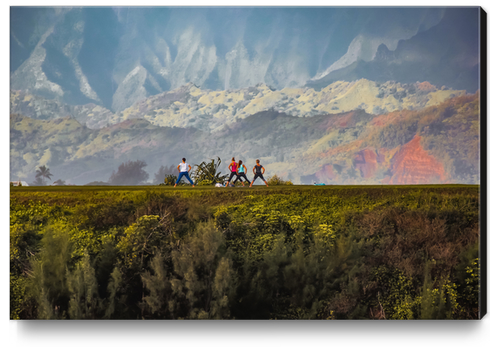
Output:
top-left (306, 8), bottom-right (480, 93)
top-left (10, 7), bottom-right (479, 112)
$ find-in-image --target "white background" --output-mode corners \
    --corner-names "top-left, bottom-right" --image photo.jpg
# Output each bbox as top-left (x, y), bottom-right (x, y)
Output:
top-left (3, 1), bottom-right (489, 346)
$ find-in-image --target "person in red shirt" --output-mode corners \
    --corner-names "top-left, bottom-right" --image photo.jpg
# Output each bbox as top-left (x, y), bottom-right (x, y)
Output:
top-left (225, 157), bottom-right (240, 187)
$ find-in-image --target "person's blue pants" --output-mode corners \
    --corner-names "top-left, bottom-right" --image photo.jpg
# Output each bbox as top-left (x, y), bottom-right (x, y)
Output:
top-left (176, 172), bottom-right (194, 185)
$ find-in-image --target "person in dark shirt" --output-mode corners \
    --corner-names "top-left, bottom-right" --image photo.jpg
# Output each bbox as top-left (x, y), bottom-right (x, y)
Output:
top-left (250, 159), bottom-right (269, 187)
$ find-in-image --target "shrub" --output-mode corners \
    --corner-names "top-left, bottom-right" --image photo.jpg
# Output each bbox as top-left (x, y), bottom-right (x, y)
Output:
top-left (267, 174), bottom-right (293, 186)
top-left (164, 174), bottom-right (177, 186)
top-left (109, 160), bottom-right (149, 185)
top-left (192, 157), bottom-right (229, 185)
top-left (142, 221), bottom-right (236, 319)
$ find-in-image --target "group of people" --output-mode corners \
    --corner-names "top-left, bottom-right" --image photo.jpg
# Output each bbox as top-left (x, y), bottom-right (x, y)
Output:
top-left (225, 157), bottom-right (269, 187)
top-left (174, 157), bottom-right (268, 187)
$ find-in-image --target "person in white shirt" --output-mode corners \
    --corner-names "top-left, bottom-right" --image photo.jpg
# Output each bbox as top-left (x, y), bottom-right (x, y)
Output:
top-left (174, 158), bottom-right (195, 187)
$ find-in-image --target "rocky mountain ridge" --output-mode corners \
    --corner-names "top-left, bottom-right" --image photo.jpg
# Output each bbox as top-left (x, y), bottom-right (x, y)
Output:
top-left (11, 79), bottom-right (466, 132)
top-left (10, 93), bottom-right (480, 185)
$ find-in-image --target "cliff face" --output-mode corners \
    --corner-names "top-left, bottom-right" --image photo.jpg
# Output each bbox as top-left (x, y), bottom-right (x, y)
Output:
top-left (387, 135), bottom-right (446, 184)
top-left (354, 148), bottom-right (382, 179)
top-left (10, 90), bottom-right (114, 128)
top-left (306, 93), bottom-right (479, 185)
top-left (315, 164), bottom-right (338, 182)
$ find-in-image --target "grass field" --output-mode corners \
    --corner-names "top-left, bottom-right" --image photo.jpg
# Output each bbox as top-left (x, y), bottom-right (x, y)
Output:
top-left (10, 184), bottom-right (481, 319)
top-left (11, 183), bottom-right (478, 191)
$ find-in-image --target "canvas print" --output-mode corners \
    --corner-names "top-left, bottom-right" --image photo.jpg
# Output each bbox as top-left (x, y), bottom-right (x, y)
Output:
top-left (10, 6), bottom-right (484, 320)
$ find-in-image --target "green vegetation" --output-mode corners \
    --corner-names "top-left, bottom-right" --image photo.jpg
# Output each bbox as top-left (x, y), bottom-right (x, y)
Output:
top-left (163, 174), bottom-right (177, 186)
top-left (192, 157), bottom-right (229, 185)
top-left (267, 174), bottom-right (293, 186)
top-left (10, 184), bottom-right (480, 319)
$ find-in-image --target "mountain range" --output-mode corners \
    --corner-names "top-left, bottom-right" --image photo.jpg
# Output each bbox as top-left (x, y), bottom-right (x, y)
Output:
top-left (9, 7), bottom-right (481, 185)
top-left (10, 91), bottom-right (480, 185)
top-left (11, 79), bottom-right (466, 132)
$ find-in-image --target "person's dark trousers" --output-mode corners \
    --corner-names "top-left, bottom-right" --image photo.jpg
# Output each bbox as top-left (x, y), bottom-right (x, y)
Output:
top-left (234, 173), bottom-right (250, 184)
top-left (228, 172), bottom-right (240, 183)
top-left (176, 172), bottom-right (194, 185)
top-left (253, 173), bottom-right (266, 182)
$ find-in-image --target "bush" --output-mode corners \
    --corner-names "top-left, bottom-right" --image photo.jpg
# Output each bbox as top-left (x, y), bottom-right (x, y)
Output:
top-left (109, 160), bottom-right (149, 185)
top-left (267, 174), bottom-right (293, 186)
top-left (192, 157), bottom-right (229, 185)
top-left (163, 174), bottom-right (177, 186)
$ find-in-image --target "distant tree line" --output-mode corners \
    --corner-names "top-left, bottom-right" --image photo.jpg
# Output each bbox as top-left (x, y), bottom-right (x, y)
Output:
top-left (25, 158), bottom-right (293, 187)
top-left (28, 165), bottom-right (65, 186)
top-left (106, 158), bottom-right (231, 186)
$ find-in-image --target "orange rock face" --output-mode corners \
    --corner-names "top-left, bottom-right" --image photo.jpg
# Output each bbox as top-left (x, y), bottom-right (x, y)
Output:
top-left (353, 148), bottom-right (381, 179)
top-left (388, 135), bottom-right (446, 184)
top-left (315, 164), bottom-right (337, 182)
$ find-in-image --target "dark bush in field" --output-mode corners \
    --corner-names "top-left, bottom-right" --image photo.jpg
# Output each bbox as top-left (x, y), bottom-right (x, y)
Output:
top-left (109, 160), bottom-right (149, 185)
top-left (163, 174), bottom-right (177, 186)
